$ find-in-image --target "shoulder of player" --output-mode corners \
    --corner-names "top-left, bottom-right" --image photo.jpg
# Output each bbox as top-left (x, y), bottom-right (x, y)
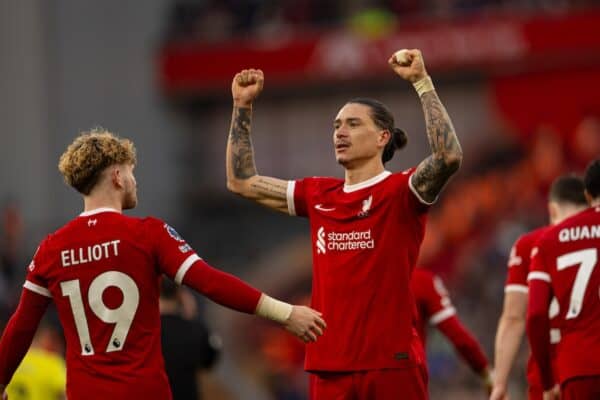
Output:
top-left (514, 225), bottom-right (549, 250)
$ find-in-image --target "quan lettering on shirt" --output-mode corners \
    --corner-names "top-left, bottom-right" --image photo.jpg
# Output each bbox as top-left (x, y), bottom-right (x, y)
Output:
top-left (558, 225), bottom-right (600, 242)
top-left (61, 240), bottom-right (121, 267)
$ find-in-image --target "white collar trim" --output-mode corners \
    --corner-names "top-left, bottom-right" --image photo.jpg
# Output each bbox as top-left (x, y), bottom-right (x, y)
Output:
top-left (343, 170), bottom-right (391, 193)
top-left (80, 207), bottom-right (121, 217)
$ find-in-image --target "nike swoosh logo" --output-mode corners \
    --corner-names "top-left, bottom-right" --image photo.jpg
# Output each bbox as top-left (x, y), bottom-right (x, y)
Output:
top-left (315, 204), bottom-right (336, 212)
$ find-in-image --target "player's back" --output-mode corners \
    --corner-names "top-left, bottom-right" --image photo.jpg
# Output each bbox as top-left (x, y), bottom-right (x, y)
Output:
top-left (534, 206), bottom-right (600, 382)
top-left (25, 209), bottom-right (172, 399)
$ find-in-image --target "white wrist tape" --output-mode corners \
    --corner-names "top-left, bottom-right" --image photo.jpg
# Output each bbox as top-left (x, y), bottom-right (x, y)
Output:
top-left (255, 294), bottom-right (293, 323)
top-left (413, 76), bottom-right (435, 97)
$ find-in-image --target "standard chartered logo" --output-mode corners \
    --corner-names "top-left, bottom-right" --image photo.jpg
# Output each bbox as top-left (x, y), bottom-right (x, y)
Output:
top-left (316, 226), bottom-right (375, 254)
top-left (317, 227), bottom-right (326, 254)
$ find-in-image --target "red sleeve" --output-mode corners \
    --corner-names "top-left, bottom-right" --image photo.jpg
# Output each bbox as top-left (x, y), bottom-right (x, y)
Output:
top-left (148, 218), bottom-right (262, 314)
top-left (422, 274), bottom-right (453, 321)
top-left (290, 178), bottom-right (311, 217)
top-left (406, 169), bottom-right (433, 213)
top-left (504, 236), bottom-right (530, 294)
top-left (181, 259), bottom-right (262, 314)
top-left (437, 315), bottom-right (489, 373)
top-left (527, 279), bottom-right (553, 390)
top-left (23, 238), bottom-right (53, 297)
top-left (0, 289), bottom-right (51, 384)
top-left (148, 218), bottom-right (204, 280)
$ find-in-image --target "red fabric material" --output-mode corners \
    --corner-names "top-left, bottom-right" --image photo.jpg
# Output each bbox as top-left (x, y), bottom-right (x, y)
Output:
top-left (182, 259), bottom-right (262, 314)
top-left (0, 289), bottom-right (50, 384)
top-left (561, 375), bottom-right (600, 399)
top-left (309, 366), bottom-right (429, 400)
top-left (529, 207), bottom-right (600, 385)
top-left (527, 279), bottom-right (553, 390)
top-left (293, 170), bottom-right (428, 371)
top-left (437, 315), bottom-right (489, 373)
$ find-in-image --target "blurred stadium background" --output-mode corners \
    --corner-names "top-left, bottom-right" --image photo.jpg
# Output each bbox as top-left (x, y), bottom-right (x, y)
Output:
top-left (1, 1), bottom-right (600, 399)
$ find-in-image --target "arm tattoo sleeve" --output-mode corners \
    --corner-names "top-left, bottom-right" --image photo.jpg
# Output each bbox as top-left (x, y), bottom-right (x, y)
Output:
top-left (412, 90), bottom-right (463, 202)
top-left (229, 107), bottom-right (257, 180)
top-left (250, 177), bottom-right (287, 200)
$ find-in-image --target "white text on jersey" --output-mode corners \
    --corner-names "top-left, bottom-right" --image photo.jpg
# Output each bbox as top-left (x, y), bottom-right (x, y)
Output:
top-left (558, 225), bottom-right (600, 242)
top-left (61, 240), bottom-right (121, 267)
top-left (316, 227), bottom-right (375, 253)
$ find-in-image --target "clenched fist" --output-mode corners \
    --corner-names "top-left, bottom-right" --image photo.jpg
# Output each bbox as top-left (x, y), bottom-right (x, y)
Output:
top-left (232, 69), bottom-right (264, 108)
top-left (388, 49), bottom-right (428, 83)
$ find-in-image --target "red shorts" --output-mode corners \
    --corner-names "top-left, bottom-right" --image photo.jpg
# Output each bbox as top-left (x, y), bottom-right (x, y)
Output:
top-left (561, 375), bottom-right (600, 400)
top-left (309, 367), bottom-right (428, 400)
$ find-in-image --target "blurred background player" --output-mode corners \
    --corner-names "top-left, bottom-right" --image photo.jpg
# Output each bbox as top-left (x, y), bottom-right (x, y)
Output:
top-left (225, 49), bottom-right (462, 399)
top-left (160, 278), bottom-right (223, 400)
top-left (411, 267), bottom-right (492, 393)
top-left (0, 129), bottom-right (326, 399)
top-left (491, 175), bottom-right (588, 400)
top-left (5, 322), bottom-right (65, 400)
top-left (527, 159), bottom-right (600, 400)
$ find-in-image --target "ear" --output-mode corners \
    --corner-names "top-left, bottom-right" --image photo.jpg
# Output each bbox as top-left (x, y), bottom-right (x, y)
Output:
top-left (548, 201), bottom-right (558, 225)
top-left (378, 129), bottom-right (391, 147)
top-left (110, 166), bottom-right (124, 189)
top-left (584, 189), bottom-right (593, 205)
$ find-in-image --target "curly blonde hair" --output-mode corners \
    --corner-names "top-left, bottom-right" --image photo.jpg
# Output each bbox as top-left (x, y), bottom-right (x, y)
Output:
top-left (58, 128), bottom-right (137, 195)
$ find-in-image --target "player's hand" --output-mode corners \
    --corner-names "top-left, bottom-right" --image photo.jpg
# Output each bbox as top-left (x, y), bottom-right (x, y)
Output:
top-left (542, 385), bottom-right (560, 400)
top-left (283, 305), bottom-right (326, 343)
top-left (232, 69), bottom-right (264, 108)
top-left (387, 49), bottom-right (428, 83)
top-left (489, 383), bottom-right (509, 400)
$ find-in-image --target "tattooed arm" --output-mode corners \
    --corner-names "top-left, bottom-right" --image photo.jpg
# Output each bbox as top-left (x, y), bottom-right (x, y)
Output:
top-left (226, 69), bottom-right (290, 213)
top-left (388, 49), bottom-right (462, 203)
top-left (412, 89), bottom-right (462, 203)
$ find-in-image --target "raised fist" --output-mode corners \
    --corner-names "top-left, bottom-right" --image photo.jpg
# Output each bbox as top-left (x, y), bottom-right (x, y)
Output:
top-left (388, 49), bottom-right (428, 83)
top-left (232, 69), bottom-right (264, 107)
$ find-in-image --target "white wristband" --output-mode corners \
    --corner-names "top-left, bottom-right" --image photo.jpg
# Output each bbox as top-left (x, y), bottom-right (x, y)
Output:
top-left (413, 76), bottom-right (435, 97)
top-left (255, 294), bottom-right (293, 323)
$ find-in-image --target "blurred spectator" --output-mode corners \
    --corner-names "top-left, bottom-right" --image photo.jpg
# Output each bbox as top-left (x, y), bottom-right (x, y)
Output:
top-left (164, 0), bottom-right (596, 41)
top-left (570, 113), bottom-right (600, 172)
top-left (160, 278), bottom-right (222, 400)
top-left (5, 322), bottom-right (66, 400)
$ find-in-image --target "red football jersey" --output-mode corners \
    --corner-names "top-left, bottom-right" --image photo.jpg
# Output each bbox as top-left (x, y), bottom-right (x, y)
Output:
top-left (505, 227), bottom-right (560, 389)
top-left (23, 208), bottom-right (204, 399)
top-left (529, 207), bottom-right (600, 383)
top-left (289, 169), bottom-right (428, 371)
top-left (411, 268), bottom-right (455, 343)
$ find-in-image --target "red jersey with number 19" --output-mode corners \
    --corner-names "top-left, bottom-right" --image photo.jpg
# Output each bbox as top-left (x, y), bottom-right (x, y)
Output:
top-left (23, 208), bottom-right (209, 399)
top-left (288, 169), bottom-right (429, 371)
top-left (529, 207), bottom-right (600, 384)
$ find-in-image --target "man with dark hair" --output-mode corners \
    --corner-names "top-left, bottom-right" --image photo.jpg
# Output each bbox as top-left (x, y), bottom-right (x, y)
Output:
top-left (528, 160), bottom-right (600, 400)
top-left (0, 129), bottom-right (326, 399)
top-left (491, 174), bottom-right (588, 400)
top-left (225, 49), bottom-right (462, 399)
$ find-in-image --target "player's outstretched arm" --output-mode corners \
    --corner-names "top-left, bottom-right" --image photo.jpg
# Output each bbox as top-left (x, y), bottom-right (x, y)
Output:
top-left (490, 291), bottom-right (527, 400)
top-left (226, 69), bottom-right (290, 214)
top-left (437, 315), bottom-right (492, 392)
top-left (388, 49), bottom-right (463, 203)
top-left (180, 260), bottom-right (326, 343)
